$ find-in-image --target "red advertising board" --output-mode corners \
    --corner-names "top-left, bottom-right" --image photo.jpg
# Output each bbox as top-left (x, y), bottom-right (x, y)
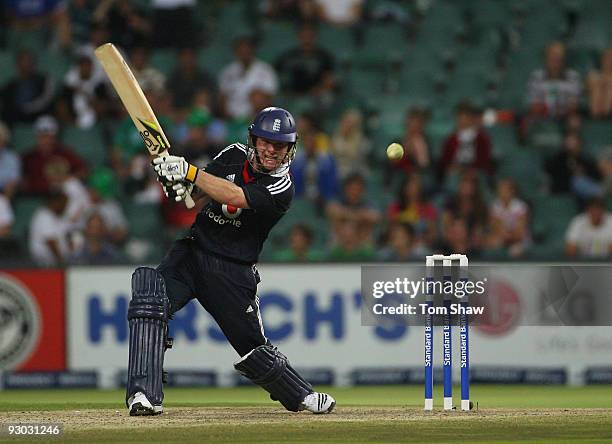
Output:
top-left (0, 270), bottom-right (65, 371)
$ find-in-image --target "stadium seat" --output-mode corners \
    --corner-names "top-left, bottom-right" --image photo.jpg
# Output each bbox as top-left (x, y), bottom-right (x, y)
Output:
top-left (125, 203), bottom-right (163, 239)
top-left (150, 49), bottom-right (177, 77)
top-left (258, 22), bottom-right (298, 63)
top-left (0, 49), bottom-right (15, 88)
top-left (13, 197), bottom-right (44, 243)
top-left (11, 124), bottom-right (36, 154)
top-left (62, 125), bottom-right (107, 168)
top-left (582, 120), bottom-right (612, 157)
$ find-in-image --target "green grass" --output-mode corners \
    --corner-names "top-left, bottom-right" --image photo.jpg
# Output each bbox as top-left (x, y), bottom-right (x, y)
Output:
top-left (1, 386), bottom-right (612, 443)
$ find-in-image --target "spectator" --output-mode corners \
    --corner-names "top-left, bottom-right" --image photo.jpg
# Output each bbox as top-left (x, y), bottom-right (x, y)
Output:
top-left (5, 0), bottom-right (70, 49)
top-left (377, 223), bottom-right (425, 261)
top-left (526, 41), bottom-right (581, 119)
top-left (0, 193), bottom-right (14, 238)
top-left (0, 50), bottom-right (55, 125)
top-left (128, 46), bottom-right (166, 95)
top-left (93, 0), bottom-right (151, 50)
top-left (21, 115), bottom-right (87, 195)
top-left (218, 36), bottom-right (278, 119)
top-left (326, 172), bottom-right (381, 246)
top-left (176, 108), bottom-right (215, 167)
top-left (291, 129), bottom-right (338, 209)
top-left (438, 101), bottom-right (493, 182)
top-left (276, 23), bottom-right (336, 96)
top-left (329, 109), bottom-right (369, 179)
top-left (387, 173), bottom-right (437, 245)
top-left (151, 0), bottom-right (198, 49)
top-left (69, 212), bottom-right (124, 265)
top-left (487, 178), bottom-right (531, 257)
top-left (442, 172), bottom-right (488, 252)
top-left (389, 107), bottom-right (430, 178)
top-left (168, 47), bottom-right (215, 115)
top-left (436, 217), bottom-right (475, 257)
top-left (57, 51), bottom-right (110, 128)
top-left (315, 0), bottom-right (363, 26)
top-left (545, 131), bottom-right (601, 198)
top-left (262, 0), bottom-right (321, 23)
top-left (586, 47), bottom-right (612, 119)
top-left (0, 121), bottom-right (21, 200)
top-left (565, 198), bottom-right (612, 258)
top-left (273, 224), bottom-right (324, 261)
top-left (86, 168), bottom-right (128, 246)
top-left (29, 189), bottom-right (71, 266)
top-left (597, 146), bottom-right (612, 197)
top-left (46, 157), bottom-right (92, 230)
top-left (327, 220), bottom-right (374, 261)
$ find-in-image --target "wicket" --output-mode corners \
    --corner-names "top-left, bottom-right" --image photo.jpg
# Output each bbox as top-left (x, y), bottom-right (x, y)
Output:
top-left (424, 254), bottom-right (471, 411)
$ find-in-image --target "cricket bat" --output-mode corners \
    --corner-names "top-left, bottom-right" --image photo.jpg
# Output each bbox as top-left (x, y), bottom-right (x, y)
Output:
top-left (94, 43), bottom-right (195, 208)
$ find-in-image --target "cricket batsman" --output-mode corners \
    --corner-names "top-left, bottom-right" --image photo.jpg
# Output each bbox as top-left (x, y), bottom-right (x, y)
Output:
top-left (125, 107), bottom-right (336, 416)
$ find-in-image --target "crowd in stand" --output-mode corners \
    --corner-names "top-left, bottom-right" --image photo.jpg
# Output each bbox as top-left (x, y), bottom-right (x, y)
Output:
top-left (0, 0), bottom-right (611, 266)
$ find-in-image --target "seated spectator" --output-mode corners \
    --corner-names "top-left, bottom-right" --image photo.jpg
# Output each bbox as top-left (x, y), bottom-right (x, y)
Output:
top-left (276, 23), bottom-right (335, 97)
top-left (565, 198), bottom-right (612, 258)
top-left (93, 1), bottom-right (151, 50)
top-left (545, 131), bottom-right (601, 198)
top-left (326, 172), bottom-right (381, 246)
top-left (29, 189), bottom-right (71, 266)
top-left (4, 0), bottom-right (70, 49)
top-left (263, 0), bottom-right (321, 22)
top-left (0, 121), bottom-right (21, 200)
top-left (46, 158), bottom-right (92, 230)
top-left (586, 47), bottom-right (612, 119)
top-left (597, 146), bottom-right (612, 197)
top-left (86, 168), bottom-right (128, 245)
top-left (21, 115), bottom-right (87, 196)
top-left (69, 212), bottom-right (124, 265)
top-left (0, 193), bottom-right (14, 238)
top-left (0, 50), bottom-right (55, 125)
top-left (218, 36), bottom-right (278, 119)
top-left (387, 173), bottom-right (437, 245)
top-left (526, 41), bottom-right (581, 119)
top-left (168, 47), bottom-right (215, 116)
top-left (291, 129), bottom-right (338, 209)
top-left (329, 109), bottom-right (369, 179)
top-left (151, 0), bottom-right (197, 49)
top-left (315, 0), bottom-right (364, 26)
top-left (327, 220), bottom-right (374, 262)
top-left (436, 217), bottom-right (476, 257)
top-left (273, 224), bottom-right (324, 262)
top-left (128, 46), bottom-right (166, 95)
top-left (377, 223), bottom-right (425, 261)
top-left (57, 51), bottom-right (110, 128)
top-left (389, 107), bottom-right (430, 179)
top-left (438, 101), bottom-right (493, 182)
top-left (442, 172), bottom-right (488, 252)
top-left (487, 178), bottom-right (531, 257)
top-left (176, 108), bottom-right (215, 166)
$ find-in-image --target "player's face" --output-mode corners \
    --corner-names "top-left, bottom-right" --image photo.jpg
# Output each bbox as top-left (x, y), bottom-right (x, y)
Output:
top-left (255, 137), bottom-right (289, 171)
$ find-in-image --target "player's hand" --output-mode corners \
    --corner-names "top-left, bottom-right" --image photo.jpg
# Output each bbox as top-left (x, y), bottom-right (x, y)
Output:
top-left (158, 177), bottom-right (195, 203)
top-left (153, 155), bottom-right (199, 184)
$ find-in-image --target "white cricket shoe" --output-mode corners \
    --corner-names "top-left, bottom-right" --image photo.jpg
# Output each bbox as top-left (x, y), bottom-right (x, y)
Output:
top-left (301, 392), bottom-right (336, 414)
top-left (128, 392), bottom-right (163, 416)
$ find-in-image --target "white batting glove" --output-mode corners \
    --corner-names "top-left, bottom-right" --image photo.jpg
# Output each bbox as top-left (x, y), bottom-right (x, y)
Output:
top-left (159, 178), bottom-right (194, 203)
top-left (153, 155), bottom-right (200, 184)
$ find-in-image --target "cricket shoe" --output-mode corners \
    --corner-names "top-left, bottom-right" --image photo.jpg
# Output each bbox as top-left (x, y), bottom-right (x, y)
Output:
top-left (128, 392), bottom-right (163, 416)
top-left (301, 392), bottom-right (336, 414)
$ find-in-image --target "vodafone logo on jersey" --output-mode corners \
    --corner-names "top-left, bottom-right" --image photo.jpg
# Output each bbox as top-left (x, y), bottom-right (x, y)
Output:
top-left (222, 204), bottom-right (243, 219)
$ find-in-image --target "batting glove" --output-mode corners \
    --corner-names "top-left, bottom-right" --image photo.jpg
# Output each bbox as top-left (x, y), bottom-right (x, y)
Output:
top-left (153, 155), bottom-right (199, 184)
top-left (158, 177), bottom-right (195, 203)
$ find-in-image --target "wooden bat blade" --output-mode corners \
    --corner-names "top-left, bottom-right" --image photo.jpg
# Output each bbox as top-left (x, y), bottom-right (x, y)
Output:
top-left (95, 43), bottom-right (195, 209)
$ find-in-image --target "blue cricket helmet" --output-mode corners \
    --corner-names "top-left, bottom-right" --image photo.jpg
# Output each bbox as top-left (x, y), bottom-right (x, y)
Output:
top-left (247, 107), bottom-right (298, 175)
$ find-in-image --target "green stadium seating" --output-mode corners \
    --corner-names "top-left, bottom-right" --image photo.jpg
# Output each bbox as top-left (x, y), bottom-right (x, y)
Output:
top-left (11, 124), bottom-right (36, 154)
top-left (125, 203), bottom-right (163, 239)
top-left (582, 120), bottom-right (612, 157)
top-left (150, 49), bottom-right (177, 77)
top-left (0, 49), bottom-right (16, 88)
top-left (488, 125), bottom-right (519, 159)
top-left (258, 22), bottom-right (298, 63)
top-left (13, 197), bottom-right (44, 243)
top-left (62, 125), bottom-right (107, 168)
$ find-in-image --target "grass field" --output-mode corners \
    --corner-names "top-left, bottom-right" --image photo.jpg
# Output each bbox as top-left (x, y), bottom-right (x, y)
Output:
top-left (1, 385), bottom-right (612, 443)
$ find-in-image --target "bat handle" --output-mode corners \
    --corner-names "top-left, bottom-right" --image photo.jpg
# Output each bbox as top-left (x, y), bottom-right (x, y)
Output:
top-left (184, 193), bottom-right (195, 209)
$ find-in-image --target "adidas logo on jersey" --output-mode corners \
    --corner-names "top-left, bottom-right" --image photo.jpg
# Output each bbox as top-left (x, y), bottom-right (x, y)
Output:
top-left (245, 305), bottom-right (254, 313)
top-left (226, 174), bottom-right (235, 182)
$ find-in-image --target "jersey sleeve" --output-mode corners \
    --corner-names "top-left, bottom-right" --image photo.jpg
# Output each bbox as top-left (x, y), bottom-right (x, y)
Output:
top-left (204, 143), bottom-right (247, 178)
top-left (242, 175), bottom-right (294, 214)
